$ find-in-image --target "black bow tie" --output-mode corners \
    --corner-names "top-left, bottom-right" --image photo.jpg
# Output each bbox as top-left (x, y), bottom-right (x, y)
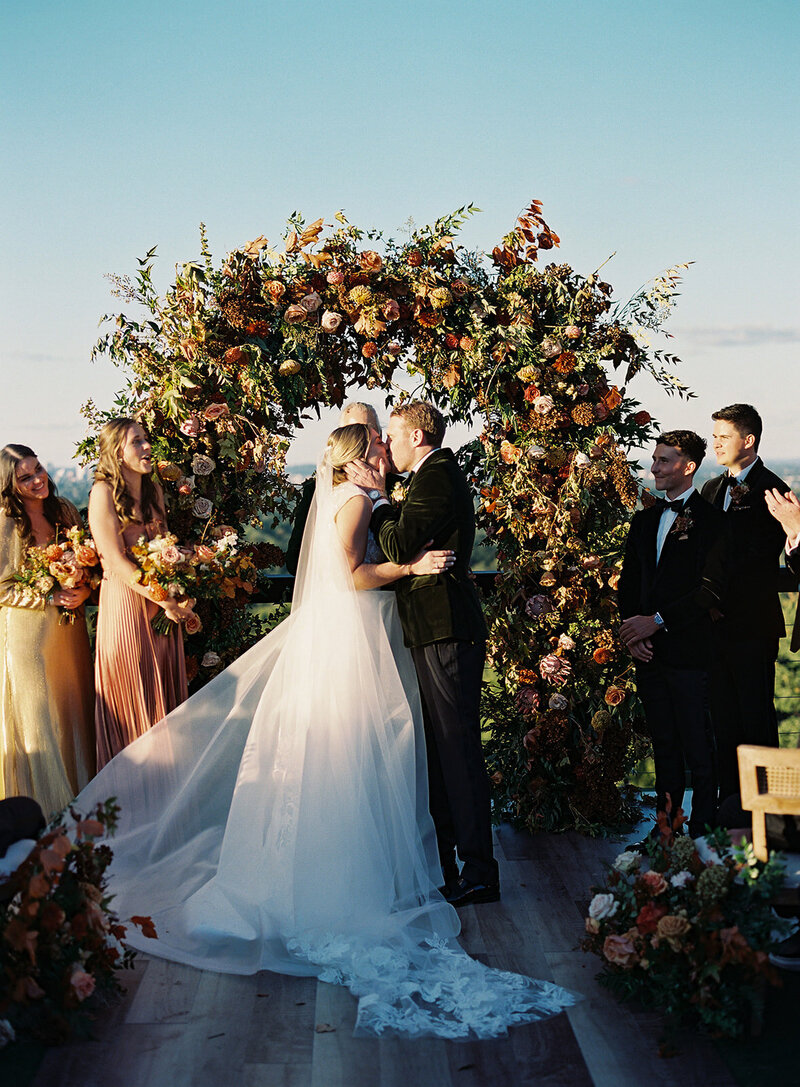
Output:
top-left (656, 499), bottom-right (686, 513)
top-left (722, 474), bottom-right (738, 489)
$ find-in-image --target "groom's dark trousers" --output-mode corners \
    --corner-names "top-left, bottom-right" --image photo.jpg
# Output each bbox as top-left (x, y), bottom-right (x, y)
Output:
top-left (372, 448), bottom-right (498, 888)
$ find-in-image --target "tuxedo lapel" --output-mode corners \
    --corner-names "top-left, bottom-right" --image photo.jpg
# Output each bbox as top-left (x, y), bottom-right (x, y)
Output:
top-left (705, 474), bottom-right (728, 509)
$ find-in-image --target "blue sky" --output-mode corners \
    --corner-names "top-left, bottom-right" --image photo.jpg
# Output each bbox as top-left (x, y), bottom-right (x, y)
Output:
top-left (2, 0), bottom-right (798, 465)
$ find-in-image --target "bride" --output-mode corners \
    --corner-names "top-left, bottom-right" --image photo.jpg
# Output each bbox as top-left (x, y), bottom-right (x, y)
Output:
top-left (75, 422), bottom-right (578, 1038)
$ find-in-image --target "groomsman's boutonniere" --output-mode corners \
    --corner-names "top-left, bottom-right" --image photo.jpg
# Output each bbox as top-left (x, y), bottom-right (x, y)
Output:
top-left (670, 509), bottom-right (694, 540)
top-left (390, 481), bottom-right (408, 506)
top-left (728, 481), bottom-right (750, 506)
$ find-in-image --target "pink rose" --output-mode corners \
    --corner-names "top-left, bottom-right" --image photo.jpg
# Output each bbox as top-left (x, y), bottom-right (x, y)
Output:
top-left (639, 871), bottom-right (668, 896)
top-left (589, 892), bottom-right (618, 920)
top-left (160, 544), bottom-right (181, 565)
top-left (564, 325), bottom-right (581, 339)
top-left (603, 932), bottom-right (638, 968)
top-left (204, 402), bottom-right (230, 422)
top-left (179, 415), bottom-right (205, 437)
top-left (70, 966), bottom-right (96, 1002)
top-left (321, 310), bottom-right (343, 333)
top-left (382, 299), bottom-right (400, 321)
top-left (299, 291), bottom-right (323, 313)
top-left (284, 304), bottom-right (307, 324)
top-left (326, 269), bottom-right (345, 285)
top-left (184, 613), bottom-right (203, 635)
top-left (539, 654), bottom-right (572, 686)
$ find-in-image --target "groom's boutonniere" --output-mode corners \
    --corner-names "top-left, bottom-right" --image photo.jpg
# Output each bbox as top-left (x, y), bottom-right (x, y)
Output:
top-left (670, 508), bottom-right (694, 540)
top-left (728, 480), bottom-right (750, 506)
top-left (390, 481), bottom-right (408, 506)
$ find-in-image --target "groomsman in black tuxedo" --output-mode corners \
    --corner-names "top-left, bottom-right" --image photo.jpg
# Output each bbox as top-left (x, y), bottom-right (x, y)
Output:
top-left (347, 401), bottom-right (497, 907)
top-left (618, 431), bottom-right (726, 838)
top-left (701, 404), bottom-right (789, 803)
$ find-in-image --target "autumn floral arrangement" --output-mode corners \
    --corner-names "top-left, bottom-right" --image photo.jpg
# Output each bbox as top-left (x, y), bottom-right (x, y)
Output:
top-left (581, 815), bottom-right (793, 1036)
top-left (0, 800), bottom-right (155, 1044)
top-left (14, 525), bottom-right (102, 623)
top-left (82, 199), bottom-right (691, 830)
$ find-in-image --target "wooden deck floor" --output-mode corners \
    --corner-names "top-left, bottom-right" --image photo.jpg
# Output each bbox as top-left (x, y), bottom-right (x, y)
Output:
top-left (32, 825), bottom-right (735, 1087)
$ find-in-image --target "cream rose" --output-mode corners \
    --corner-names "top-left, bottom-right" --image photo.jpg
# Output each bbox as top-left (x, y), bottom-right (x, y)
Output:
top-left (588, 892), bottom-right (618, 920)
top-left (321, 310), bottom-right (343, 333)
top-left (202, 651), bottom-right (221, 668)
top-left (299, 291), bottom-right (323, 313)
top-left (533, 394), bottom-right (555, 415)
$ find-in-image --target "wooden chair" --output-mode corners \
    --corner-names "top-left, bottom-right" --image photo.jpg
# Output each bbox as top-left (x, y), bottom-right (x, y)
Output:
top-left (737, 744), bottom-right (800, 862)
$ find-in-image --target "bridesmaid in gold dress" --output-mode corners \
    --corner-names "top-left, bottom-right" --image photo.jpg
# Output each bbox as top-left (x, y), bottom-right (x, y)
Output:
top-left (89, 419), bottom-right (194, 768)
top-left (0, 445), bottom-right (95, 817)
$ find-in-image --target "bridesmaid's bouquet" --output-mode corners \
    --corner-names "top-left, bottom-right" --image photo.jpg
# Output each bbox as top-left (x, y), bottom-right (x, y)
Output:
top-left (130, 528), bottom-right (258, 635)
top-left (15, 525), bottom-right (102, 623)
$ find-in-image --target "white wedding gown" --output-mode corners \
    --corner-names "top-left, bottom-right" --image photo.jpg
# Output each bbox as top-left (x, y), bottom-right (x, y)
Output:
top-left (74, 459), bottom-right (578, 1037)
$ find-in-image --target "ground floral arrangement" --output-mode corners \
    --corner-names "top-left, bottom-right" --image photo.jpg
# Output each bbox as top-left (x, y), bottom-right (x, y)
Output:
top-left (0, 801), bottom-right (155, 1045)
top-left (81, 199), bottom-right (692, 832)
top-left (582, 814), bottom-right (793, 1037)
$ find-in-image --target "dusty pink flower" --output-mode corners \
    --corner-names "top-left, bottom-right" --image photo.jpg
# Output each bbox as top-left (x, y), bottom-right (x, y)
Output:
top-left (533, 394), bottom-right (555, 415)
top-left (515, 685), bottom-right (540, 716)
top-left (589, 892), bottom-right (618, 920)
top-left (539, 654), bottom-right (572, 686)
top-left (159, 544), bottom-right (182, 565)
top-left (194, 544), bottom-right (216, 563)
top-left (603, 932), bottom-right (638, 968)
top-left (387, 341), bottom-right (402, 356)
top-left (179, 415), bottom-right (205, 437)
top-left (382, 299), bottom-right (400, 321)
top-left (299, 291), bottom-right (323, 313)
top-left (640, 871), bottom-right (668, 896)
top-left (184, 613), bottom-right (203, 635)
top-left (326, 269), bottom-right (345, 285)
top-left (204, 402), bottom-right (230, 422)
top-left (321, 310), bottom-right (343, 333)
top-left (70, 966), bottom-right (96, 1002)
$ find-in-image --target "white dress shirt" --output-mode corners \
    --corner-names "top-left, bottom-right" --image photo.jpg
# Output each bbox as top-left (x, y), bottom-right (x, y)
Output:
top-left (722, 458), bottom-right (757, 512)
top-left (656, 486), bottom-right (695, 562)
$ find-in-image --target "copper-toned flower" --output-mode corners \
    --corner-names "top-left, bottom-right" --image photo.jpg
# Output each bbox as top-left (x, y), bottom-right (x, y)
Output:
top-left (184, 613), bottom-right (203, 635)
top-left (593, 647), bottom-right (614, 665)
top-left (499, 440), bottom-right (522, 464)
top-left (359, 250), bottom-right (383, 272)
top-left (382, 299), bottom-right (400, 321)
top-left (361, 342), bottom-right (378, 359)
top-left (387, 341), bottom-right (402, 356)
top-left (450, 278), bottom-right (469, 298)
top-left (264, 280), bottom-right (286, 301)
top-left (326, 269), bottom-right (345, 285)
top-left (406, 249), bottom-right (423, 267)
top-left (284, 304), bottom-right (307, 324)
top-left (553, 351), bottom-right (577, 374)
top-left (633, 410), bottom-right (651, 425)
top-left (459, 335), bottom-right (475, 351)
top-left (604, 685), bottom-right (626, 706)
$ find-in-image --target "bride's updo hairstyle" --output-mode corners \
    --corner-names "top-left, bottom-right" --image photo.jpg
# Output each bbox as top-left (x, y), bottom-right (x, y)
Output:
top-left (325, 423), bottom-right (370, 486)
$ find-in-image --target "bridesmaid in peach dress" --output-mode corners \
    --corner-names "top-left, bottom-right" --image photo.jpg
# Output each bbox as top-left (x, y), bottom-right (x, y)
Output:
top-left (89, 419), bottom-right (195, 768)
top-left (0, 445), bottom-right (95, 816)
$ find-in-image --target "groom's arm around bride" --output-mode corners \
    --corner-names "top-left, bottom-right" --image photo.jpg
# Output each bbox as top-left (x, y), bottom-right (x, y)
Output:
top-left (349, 401), bottom-right (499, 906)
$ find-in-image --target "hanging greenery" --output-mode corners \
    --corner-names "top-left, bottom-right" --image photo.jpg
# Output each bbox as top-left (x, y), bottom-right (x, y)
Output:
top-left (82, 200), bottom-right (691, 831)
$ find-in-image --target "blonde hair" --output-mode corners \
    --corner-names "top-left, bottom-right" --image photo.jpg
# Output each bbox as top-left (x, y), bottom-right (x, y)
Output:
top-left (94, 418), bottom-right (162, 528)
top-left (390, 401), bottom-right (446, 446)
top-left (339, 401), bottom-right (380, 433)
top-left (326, 423), bottom-right (370, 486)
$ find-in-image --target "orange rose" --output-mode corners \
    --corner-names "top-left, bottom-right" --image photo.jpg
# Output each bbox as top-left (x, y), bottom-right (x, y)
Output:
top-left (74, 544), bottom-right (99, 567)
top-left (445, 333), bottom-right (459, 349)
top-left (640, 871), bottom-right (667, 896)
top-left (45, 543), bottom-right (64, 562)
top-left (359, 250), bottom-right (383, 272)
top-left (593, 647), bottom-right (614, 665)
top-left (604, 686), bottom-right (626, 706)
top-left (459, 335), bottom-right (475, 351)
top-left (265, 280), bottom-right (286, 301)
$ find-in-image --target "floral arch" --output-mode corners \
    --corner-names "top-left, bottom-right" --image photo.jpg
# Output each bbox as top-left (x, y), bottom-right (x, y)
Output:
top-left (83, 200), bottom-right (691, 832)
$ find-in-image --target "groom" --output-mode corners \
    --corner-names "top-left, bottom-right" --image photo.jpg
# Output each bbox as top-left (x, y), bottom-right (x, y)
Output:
top-left (347, 401), bottom-right (499, 906)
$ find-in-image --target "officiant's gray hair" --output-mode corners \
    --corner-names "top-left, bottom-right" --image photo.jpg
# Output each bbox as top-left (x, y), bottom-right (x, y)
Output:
top-left (339, 402), bottom-right (380, 434)
top-left (326, 423), bottom-right (370, 486)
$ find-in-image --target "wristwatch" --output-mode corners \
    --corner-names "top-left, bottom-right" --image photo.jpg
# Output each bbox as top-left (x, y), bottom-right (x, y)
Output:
top-left (368, 489), bottom-right (383, 501)
top-left (653, 612), bottom-right (666, 630)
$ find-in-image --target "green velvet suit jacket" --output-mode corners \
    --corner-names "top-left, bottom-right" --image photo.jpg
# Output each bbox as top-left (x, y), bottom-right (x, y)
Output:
top-left (370, 448), bottom-right (488, 648)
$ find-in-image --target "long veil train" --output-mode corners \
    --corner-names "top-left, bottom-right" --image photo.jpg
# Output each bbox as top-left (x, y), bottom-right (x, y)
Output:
top-left (76, 454), bottom-right (578, 1037)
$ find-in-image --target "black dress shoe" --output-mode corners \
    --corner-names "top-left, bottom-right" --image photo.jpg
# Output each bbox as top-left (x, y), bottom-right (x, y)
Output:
top-left (443, 877), bottom-right (501, 907)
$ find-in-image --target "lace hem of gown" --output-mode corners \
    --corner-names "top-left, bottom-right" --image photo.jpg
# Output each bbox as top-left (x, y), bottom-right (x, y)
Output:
top-left (287, 931), bottom-right (579, 1038)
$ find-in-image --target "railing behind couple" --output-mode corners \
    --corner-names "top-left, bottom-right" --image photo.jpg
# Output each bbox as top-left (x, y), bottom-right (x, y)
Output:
top-left (250, 567), bottom-right (800, 605)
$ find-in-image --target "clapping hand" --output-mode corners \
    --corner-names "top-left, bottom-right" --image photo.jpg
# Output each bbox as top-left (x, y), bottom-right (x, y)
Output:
top-left (764, 487), bottom-right (800, 540)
